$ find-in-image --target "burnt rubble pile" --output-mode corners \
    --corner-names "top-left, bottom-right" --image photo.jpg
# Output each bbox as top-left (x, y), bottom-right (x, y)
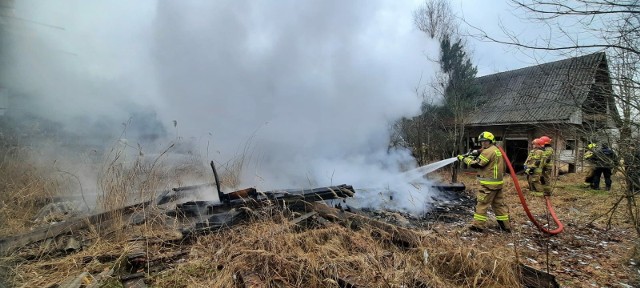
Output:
top-left (0, 179), bottom-right (558, 287)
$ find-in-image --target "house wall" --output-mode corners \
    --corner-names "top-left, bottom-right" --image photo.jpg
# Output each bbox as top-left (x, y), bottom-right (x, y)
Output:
top-left (466, 124), bottom-right (586, 175)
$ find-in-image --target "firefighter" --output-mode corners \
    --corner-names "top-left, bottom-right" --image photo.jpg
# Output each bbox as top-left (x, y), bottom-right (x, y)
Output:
top-left (539, 135), bottom-right (554, 196)
top-left (583, 143), bottom-right (597, 188)
top-left (592, 143), bottom-right (618, 191)
top-left (524, 138), bottom-right (545, 196)
top-left (457, 131), bottom-right (509, 232)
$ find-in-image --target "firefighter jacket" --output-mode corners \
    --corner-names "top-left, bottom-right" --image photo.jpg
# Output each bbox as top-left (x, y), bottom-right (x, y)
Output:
top-left (542, 145), bottom-right (554, 171)
top-left (525, 148), bottom-right (545, 174)
top-left (595, 146), bottom-right (618, 169)
top-left (463, 144), bottom-right (505, 190)
top-left (584, 149), bottom-right (596, 165)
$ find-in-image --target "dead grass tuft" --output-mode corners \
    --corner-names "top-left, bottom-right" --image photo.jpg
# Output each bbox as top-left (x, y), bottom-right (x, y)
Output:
top-left (0, 148), bottom-right (60, 237)
top-left (147, 213), bottom-right (520, 288)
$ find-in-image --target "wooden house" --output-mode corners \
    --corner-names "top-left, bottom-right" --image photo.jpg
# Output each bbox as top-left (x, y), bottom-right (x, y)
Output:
top-left (465, 52), bottom-right (619, 174)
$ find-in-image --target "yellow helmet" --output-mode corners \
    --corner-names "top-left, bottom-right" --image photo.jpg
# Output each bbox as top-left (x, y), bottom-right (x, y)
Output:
top-left (587, 143), bottom-right (597, 149)
top-left (478, 131), bottom-right (495, 143)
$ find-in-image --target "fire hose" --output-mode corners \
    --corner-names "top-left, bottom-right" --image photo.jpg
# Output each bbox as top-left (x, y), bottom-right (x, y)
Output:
top-left (496, 145), bottom-right (564, 235)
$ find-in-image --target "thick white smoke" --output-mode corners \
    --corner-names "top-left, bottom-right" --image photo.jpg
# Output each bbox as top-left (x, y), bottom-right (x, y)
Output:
top-left (1, 0), bottom-right (443, 214)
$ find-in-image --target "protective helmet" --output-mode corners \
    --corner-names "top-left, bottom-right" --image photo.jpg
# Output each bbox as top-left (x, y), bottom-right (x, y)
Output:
top-left (478, 131), bottom-right (495, 143)
top-left (587, 143), bottom-right (597, 149)
top-left (532, 138), bottom-right (543, 147)
top-left (539, 136), bottom-right (552, 145)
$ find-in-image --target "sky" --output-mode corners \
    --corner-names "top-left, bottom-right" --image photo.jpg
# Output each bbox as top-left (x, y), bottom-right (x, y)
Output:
top-left (0, 0), bottom-right (576, 213)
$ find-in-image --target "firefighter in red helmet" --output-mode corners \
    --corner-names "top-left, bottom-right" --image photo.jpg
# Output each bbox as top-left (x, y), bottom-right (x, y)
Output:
top-left (524, 138), bottom-right (545, 196)
top-left (539, 136), bottom-right (554, 196)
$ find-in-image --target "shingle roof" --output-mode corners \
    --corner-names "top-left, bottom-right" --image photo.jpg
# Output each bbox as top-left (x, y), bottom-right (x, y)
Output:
top-left (466, 52), bottom-right (608, 126)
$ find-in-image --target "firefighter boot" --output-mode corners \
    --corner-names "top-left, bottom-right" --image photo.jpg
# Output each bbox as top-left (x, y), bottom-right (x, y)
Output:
top-left (469, 216), bottom-right (487, 232)
top-left (469, 224), bottom-right (485, 232)
top-left (497, 220), bottom-right (511, 233)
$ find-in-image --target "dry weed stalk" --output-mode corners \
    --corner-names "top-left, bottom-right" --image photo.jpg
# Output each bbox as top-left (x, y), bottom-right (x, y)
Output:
top-left (148, 210), bottom-right (521, 288)
top-left (0, 148), bottom-right (59, 237)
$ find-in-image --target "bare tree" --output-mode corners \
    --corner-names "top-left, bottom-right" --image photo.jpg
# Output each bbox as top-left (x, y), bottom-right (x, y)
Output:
top-left (414, 0), bottom-right (455, 40)
top-left (400, 0), bottom-right (480, 165)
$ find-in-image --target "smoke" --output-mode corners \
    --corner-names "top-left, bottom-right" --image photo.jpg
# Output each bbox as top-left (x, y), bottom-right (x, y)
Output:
top-left (1, 0), bottom-right (443, 214)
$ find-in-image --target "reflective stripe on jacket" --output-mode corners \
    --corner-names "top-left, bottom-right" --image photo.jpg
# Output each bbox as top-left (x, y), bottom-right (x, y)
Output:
top-left (584, 150), bottom-right (595, 161)
top-left (525, 148), bottom-right (544, 173)
top-left (464, 145), bottom-right (505, 190)
top-left (542, 146), bottom-right (554, 170)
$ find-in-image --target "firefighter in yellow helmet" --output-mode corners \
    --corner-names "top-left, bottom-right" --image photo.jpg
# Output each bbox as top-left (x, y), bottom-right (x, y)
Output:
top-left (583, 143), bottom-right (598, 188)
top-left (457, 131), bottom-right (509, 232)
top-left (524, 138), bottom-right (545, 196)
top-left (539, 136), bottom-right (554, 196)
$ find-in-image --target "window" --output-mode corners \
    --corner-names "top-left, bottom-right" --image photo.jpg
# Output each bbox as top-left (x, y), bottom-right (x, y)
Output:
top-left (565, 139), bottom-right (576, 150)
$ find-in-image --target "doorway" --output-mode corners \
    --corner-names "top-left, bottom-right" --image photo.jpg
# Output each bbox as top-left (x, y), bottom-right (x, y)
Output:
top-left (505, 139), bottom-right (529, 172)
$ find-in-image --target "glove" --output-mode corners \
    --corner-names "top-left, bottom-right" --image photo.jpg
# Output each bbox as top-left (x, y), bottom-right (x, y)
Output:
top-left (457, 154), bottom-right (465, 161)
top-left (525, 168), bottom-right (533, 175)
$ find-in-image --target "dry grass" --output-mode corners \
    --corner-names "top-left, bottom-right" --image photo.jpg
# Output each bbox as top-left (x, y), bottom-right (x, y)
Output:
top-left (0, 148), bottom-right (60, 237)
top-left (9, 208), bottom-right (520, 288)
top-left (449, 171), bottom-right (639, 287)
top-left (148, 209), bottom-right (521, 287)
top-left (2, 149), bottom-right (640, 287)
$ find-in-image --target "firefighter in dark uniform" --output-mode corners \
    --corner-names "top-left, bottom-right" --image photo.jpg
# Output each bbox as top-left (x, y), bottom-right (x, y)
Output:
top-left (592, 143), bottom-right (617, 191)
top-left (457, 131), bottom-right (510, 232)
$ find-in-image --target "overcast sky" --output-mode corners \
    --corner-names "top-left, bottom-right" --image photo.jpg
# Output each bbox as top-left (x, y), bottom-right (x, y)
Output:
top-left (1, 0), bottom-right (579, 209)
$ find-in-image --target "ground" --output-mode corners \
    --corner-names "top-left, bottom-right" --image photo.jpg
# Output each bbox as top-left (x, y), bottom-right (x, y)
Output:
top-left (2, 168), bottom-right (640, 287)
top-left (428, 171), bottom-right (640, 287)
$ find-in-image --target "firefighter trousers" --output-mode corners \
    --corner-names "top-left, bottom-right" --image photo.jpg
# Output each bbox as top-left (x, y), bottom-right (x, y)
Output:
top-left (583, 166), bottom-right (595, 187)
top-left (527, 174), bottom-right (544, 192)
top-left (541, 169), bottom-right (552, 195)
top-left (592, 167), bottom-right (613, 190)
top-left (472, 187), bottom-right (510, 230)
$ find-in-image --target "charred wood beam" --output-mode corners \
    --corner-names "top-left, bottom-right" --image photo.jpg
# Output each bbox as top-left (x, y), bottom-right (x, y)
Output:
top-left (0, 199), bottom-right (153, 256)
top-left (173, 185), bottom-right (355, 217)
top-left (166, 182), bottom-right (355, 209)
top-left (121, 272), bottom-right (147, 288)
top-left (180, 209), bottom-right (246, 237)
top-left (156, 183), bottom-right (215, 205)
top-left (289, 211), bottom-right (317, 225)
top-left (312, 215), bottom-right (332, 227)
top-left (302, 203), bottom-right (422, 249)
top-left (210, 161), bottom-right (224, 203)
top-left (431, 182), bottom-right (465, 192)
top-left (519, 264), bottom-right (560, 288)
top-left (146, 251), bottom-right (189, 272)
top-left (1, 180), bottom-right (220, 255)
top-left (259, 184), bottom-right (355, 202)
top-left (121, 272), bottom-right (145, 281)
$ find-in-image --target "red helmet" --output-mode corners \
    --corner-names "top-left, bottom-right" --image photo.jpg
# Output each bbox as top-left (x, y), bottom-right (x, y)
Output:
top-left (539, 136), bottom-right (552, 145)
top-left (532, 138), bottom-right (543, 147)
